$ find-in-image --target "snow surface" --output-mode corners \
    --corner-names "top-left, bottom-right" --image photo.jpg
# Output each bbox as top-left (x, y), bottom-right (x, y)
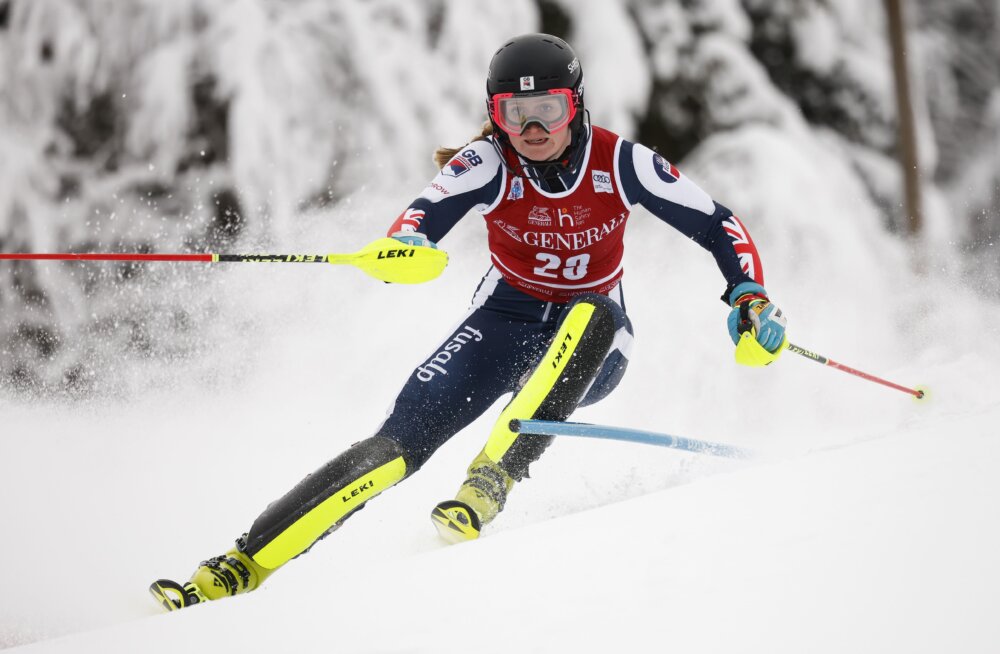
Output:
top-left (2, 121), bottom-right (1000, 652)
top-left (6, 410), bottom-right (999, 654)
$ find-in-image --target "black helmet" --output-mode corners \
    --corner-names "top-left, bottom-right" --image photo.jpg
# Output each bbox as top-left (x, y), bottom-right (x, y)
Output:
top-left (487, 33), bottom-right (584, 108)
top-left (486, 33), bottom-right (589, 177)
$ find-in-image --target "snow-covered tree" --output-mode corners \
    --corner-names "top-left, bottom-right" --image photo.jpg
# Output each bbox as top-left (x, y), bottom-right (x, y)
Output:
top-left (1, 0), bottom-right (997, 394)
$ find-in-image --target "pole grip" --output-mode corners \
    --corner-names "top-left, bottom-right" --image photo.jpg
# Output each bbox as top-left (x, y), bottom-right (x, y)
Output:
top-left (786, 342), bottom-right (828, 364)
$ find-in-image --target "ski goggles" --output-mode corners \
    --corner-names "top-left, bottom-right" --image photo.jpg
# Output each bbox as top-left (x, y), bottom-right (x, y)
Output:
top-left (490, 88), bottom-right (577, 136)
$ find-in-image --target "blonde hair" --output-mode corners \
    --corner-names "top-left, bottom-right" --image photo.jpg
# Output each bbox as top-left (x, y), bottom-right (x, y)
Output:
top-left (433, 121), bottom-right (494, 169)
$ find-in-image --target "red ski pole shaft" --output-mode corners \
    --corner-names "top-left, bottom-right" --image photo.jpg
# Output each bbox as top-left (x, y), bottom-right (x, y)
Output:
top-left (0, 253), bottom-right (330, 263)
top-left (0, 253), bottom-right (214, 262)
top-left (786, 342), bottom-right (925, 399)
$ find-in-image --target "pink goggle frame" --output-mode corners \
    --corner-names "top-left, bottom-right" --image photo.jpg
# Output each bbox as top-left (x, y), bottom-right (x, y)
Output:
top-left (490, 88), bottom-right (578, 136)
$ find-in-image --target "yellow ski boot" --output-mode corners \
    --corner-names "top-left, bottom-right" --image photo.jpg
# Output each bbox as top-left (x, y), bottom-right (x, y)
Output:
top-left (431, 451), bottom-right (514, 544)
top-left (149, 547), bottom-right (273, 611)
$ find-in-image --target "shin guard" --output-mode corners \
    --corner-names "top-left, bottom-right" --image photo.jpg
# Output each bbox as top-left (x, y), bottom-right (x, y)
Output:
top-left (435, 295), bottom-right (617, 537)
top-left (243, 436), bottom-right (408, 569)
top-left (486, 294), bottom-right (617, 480)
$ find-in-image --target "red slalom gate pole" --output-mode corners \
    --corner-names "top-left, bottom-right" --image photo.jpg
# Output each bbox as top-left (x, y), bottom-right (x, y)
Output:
top-left (786, 342), bottom-right (925, 399)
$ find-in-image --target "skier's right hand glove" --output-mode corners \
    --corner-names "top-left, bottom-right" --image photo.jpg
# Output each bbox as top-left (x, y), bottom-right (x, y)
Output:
top-left (390, 231), bottom-right (438, 249)
top-left (726, 282), bottom-right (788, 366)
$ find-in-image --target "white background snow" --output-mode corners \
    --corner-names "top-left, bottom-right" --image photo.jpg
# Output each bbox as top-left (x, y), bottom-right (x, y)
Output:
top-left (2, 1), bottom-right (999, 652)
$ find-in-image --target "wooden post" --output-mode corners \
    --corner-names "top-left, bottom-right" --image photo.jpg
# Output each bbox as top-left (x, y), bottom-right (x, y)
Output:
top-left (885, 0), bottom-right (923, 236)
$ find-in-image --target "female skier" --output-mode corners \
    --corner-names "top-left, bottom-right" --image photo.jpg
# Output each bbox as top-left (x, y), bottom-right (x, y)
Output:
top-left (151, 33), bottom-right (787, 610)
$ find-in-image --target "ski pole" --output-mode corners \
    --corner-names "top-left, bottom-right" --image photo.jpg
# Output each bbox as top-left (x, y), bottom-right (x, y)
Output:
top-left (510, 419), bottom-right (753, 459)
top-left (786, 342), bottom-right (925, 399)
top-left (0, 237), bottom-right (448, 284)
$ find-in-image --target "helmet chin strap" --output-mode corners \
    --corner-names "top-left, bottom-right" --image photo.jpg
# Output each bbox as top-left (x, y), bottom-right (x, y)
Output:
top-left (492, 111), bottom-right (591, 182)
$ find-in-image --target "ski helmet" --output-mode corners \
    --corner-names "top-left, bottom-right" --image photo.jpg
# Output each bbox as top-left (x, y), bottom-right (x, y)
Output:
top-left (486, 33), bottom-right (588, 174)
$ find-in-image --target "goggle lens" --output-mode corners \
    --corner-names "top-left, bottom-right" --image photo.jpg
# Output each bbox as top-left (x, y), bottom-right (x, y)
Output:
top-left (491, 89), bottom-right (576, 136)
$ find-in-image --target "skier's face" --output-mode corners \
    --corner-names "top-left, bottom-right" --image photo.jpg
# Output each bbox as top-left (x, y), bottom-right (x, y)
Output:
top-left (509, 123), bottom-right (571, 162)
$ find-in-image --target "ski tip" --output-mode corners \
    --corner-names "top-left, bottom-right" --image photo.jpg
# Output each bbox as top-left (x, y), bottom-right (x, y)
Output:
top-left (149, 580), bottom-right (184, 612)
top-left (431, 500), bottom-right (482, 545)
top-left (149, 579), bottom-right (202, 612)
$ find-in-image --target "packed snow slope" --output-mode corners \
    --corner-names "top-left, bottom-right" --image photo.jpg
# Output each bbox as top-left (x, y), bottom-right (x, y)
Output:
top-left (2, 125), bottom-right (999, 652)
top-left (8, 409), bottom-right (1000, 654)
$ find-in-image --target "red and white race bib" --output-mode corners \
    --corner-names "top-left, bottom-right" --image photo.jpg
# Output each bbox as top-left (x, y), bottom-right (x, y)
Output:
top-left (484, 126), bottom-right (631, 302)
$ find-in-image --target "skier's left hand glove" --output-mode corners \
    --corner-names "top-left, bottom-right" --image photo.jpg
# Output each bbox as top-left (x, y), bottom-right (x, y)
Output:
top-left (726, 282), bottom-right (788, 366)
top-left (390, 231), bottom-right (438, 249)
